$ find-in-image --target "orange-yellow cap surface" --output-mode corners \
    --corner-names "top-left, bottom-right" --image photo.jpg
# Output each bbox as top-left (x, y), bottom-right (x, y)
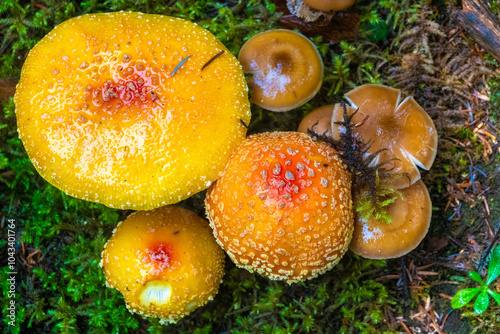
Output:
top-left (15, 12), bottom-right (250, 209)
top-left (238, 30), bottom-right (323, 112)
top-left (101, 205), bottom-right (225, 324)
top-left (332, 84), bottom-right (438, 189)
top-left (206, 132), bottom-right (353, 283)
top-left (349, 179), bottom-right (432, 259)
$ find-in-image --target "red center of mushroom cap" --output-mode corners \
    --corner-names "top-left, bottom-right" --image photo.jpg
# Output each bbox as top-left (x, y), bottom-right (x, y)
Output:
top-left (146, 243), bottom-right (173, 269)
top-left (80, 57), bottom-right (163, 120)
top-left (251, 149), bottom-right (320, 206)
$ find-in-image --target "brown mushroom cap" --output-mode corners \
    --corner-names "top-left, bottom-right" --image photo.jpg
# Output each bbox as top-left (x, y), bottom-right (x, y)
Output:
top-left (238, 29), bottom-right (323, 112)
top-left (14, 12), bottom-right (250, 210)
top-left (332, 84), bottom-right (438, 189)
top-left (297, 105), bottom-right (334, 137)
top-left (303, 0), bottom-right (355, 11)
top-left (101, 205), bottom-right (225, 324)
top-left (206, 131), bottom-right (353, 283)
top-left (349, 179), bottom-right (432, 259)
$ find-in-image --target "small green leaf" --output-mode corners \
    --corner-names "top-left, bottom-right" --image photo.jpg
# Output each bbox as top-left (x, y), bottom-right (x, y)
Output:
top-left (451, 288), bottom-right (481, 309)
top-left (474, 290), bottom-right (490, 314)
top-left (486, 245), bottom-right (500, 284)
top-left (469, 271), bottom-right (484, 284)
top-left (487, 289), bottom-right (500, 306)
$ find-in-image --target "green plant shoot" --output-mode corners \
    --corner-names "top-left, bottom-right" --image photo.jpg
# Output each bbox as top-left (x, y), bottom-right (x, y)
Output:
top-left (451, 245), bottom-right (500, 314)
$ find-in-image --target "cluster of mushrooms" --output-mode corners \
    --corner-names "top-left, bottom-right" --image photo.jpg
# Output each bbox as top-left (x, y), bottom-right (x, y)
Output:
top-left (14, 5), bottom-right (437, 325)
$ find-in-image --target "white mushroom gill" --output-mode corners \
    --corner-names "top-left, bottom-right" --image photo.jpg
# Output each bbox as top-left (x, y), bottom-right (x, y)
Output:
top-left (139, 280), bottom-right (172, 307)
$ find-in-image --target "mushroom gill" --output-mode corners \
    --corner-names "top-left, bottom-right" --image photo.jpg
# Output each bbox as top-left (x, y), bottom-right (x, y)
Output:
top-left (331, 84), bottom-right (438, 189)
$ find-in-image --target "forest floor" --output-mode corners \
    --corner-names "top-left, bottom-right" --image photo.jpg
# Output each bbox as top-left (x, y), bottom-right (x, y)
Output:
top-left (1, 0), bottom-right (500, 333)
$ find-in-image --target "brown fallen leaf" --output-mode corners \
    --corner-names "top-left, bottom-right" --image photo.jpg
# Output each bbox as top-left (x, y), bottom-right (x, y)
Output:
top-left (275, 0), bottom-right (359, 44)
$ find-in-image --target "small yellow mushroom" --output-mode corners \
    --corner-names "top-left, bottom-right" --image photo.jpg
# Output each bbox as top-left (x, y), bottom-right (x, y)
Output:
top-left (101, 206), bottom-right (225, 324)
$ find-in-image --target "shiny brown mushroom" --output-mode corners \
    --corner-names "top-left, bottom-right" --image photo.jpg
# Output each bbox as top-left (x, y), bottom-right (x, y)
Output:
top-left (331, 84), bottom-right (438, 189)
top-left (297, 105), bottom-right (334, 137)
top-left (238, 29), bottom-right (323, 112)
top-left (303, 0), bottom-right (355, 11)
top-left (349, 179), bottom-right (432, 259)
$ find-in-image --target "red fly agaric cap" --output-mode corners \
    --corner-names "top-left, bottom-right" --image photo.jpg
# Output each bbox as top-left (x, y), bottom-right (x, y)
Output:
top-left (297, 105), bottom-right (334, 137)
top-left (14, 12), bottom-right (250, 210)
top-left (303, 0), bottom-right (355, 11)
top-left (205, 131), bottom-right (353, 283)
top-left (349, 179), bottom-right (432, 259)
top-left (238, 29), bottom-right (323, 112)
top-left (101, 205), bottom-right (225, 324)
top-left (331, 84), bottom-right (438, 189)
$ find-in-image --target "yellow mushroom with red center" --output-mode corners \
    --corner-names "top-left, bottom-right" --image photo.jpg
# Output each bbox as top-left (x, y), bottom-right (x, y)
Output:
top-left (206, 131), bottom-right (353, 283)
top-left (101, 205), bottom-right (225, 323)
top-left (238, 29), bottom-right (323, 111)
top-left (14, 12), bottom-right (250, 210)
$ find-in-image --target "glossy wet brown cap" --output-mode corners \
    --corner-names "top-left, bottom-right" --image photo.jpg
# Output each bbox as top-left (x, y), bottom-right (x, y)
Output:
top-left (15, 12), bottom-right (250, 210)
top-left (332, 84), bottom-right (438, 189)
top-left (101, 206), bottom-right (225, 324)
top-left (238, 29), bottom-right (323, 111)
top-left (297, 105), bottom-right (334, 137)
top-left (206, 131), bottom-right (353, 283)
top-left (349, 179), bottom-right (432, 259)
top-left (303, 0), bottom-right (355, 11)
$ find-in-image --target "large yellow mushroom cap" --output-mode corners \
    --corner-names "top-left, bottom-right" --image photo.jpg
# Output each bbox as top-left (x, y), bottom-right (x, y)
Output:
top-left (101, 205), bottom-right (225, 324)
top-left (15, 12), bottom-right (250, 210)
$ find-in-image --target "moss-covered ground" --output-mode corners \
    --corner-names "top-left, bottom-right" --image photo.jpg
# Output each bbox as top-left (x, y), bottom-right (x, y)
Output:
top-left (1, 0), bottom-right (499, 333)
